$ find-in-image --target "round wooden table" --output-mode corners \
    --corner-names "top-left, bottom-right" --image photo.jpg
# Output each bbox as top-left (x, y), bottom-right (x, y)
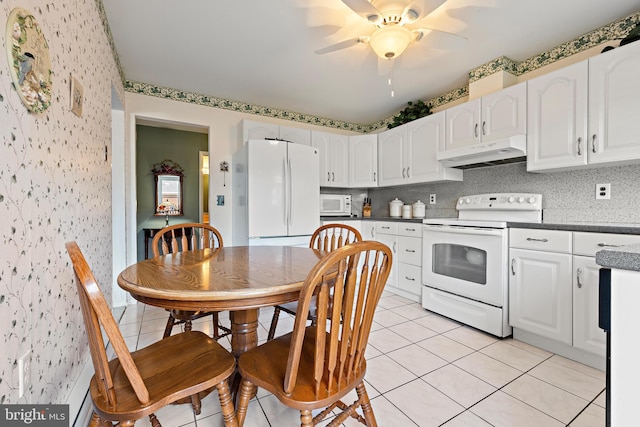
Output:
top-left (117, 245), bottom-right (327, 394)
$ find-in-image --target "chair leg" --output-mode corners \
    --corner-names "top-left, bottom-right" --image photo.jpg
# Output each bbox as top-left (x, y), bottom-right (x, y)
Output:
top-left (215, 380), bottom-right (238, 427)
top-left (300, 409), bottom-right (313, 427)
top-left (184, 319), bottom-right (193, 332)
top-left (236, 378), bottom-right (256, 427)
top-left (356, 382), bottom-right (377, 427)
top-left (89, 412), bottom-right (108, 427)
top-left (190, 392), bottom-right (202, 415)
top-left (267, 306), bottom-right (281, 341)
top-left (213, 312), bottom-right (220, 338)
top-left (163, 313), bottom-right (176, 338)
top-left (148, 413), bottom-right (161, 427)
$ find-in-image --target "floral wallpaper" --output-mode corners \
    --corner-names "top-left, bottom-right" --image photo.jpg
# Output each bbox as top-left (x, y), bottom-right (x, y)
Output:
top-left (0, 0), bottom-right (123, 406)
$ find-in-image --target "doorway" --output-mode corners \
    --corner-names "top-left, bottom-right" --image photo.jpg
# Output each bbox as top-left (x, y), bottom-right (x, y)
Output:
top-left (200, 151), bottom-right (210, 223)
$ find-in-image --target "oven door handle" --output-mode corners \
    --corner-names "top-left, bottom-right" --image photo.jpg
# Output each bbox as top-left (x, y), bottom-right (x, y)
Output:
top-left (423, 225), bottom-right (503, 237)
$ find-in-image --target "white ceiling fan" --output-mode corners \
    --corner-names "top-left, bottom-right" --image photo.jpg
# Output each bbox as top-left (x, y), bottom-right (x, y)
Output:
top-left (316, 0), bottom-right (467, 60)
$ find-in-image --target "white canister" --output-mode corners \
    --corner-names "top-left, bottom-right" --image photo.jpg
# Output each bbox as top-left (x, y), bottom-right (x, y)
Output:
top-left (389, 198), bottom-right (403, 217)
top-left (412, 200), bottom-right (426, 218)
top-left (402, 205), bottom-right (412, 219)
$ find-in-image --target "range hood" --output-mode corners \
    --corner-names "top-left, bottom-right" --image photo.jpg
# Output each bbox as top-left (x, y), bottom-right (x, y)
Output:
top-left (437, 135), bottom-right (527, 168)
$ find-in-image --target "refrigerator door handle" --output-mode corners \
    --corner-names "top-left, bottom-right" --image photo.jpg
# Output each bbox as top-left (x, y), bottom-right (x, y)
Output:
top-left (283, 158), bottom-right (288, 226)
top-left (288, 157), bottom-right (293, 226)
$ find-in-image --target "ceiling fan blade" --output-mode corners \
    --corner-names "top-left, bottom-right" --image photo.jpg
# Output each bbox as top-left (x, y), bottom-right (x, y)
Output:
top-left (413, 28), bottom-right (467, 50)
top-left (341, 0), bottom-right (383, 23)
top-left (315, 37), bottom-right (369, 54)
top-left (403, 0), bottom-right (446, 23)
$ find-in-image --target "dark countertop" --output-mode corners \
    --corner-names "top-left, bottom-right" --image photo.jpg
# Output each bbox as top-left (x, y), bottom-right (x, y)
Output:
top-left (321, 216), bottom-right (424, 223)
top-left (507, 221), bottom-right (640, 235)
top-left (596, 244), bottom-right (640, 272)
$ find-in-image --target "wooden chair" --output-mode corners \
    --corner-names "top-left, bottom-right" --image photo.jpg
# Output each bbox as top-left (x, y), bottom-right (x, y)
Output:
top-left (267, 224), bottom-right (362, 341)
top-left (151, 223), bottom-right (231, 340)
top-left (236, 240), bottom-right (392, 427)
top-left (65, 241), bottom-right (238, 427)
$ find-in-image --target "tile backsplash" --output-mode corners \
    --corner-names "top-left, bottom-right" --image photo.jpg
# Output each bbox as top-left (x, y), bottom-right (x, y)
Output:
top-left (363, 162), bottom-right (640, 224)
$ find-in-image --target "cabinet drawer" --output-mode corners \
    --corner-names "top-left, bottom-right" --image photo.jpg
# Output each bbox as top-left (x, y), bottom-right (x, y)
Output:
top-left (376, 221), bottom-right (398, 235)
top-left (573, 232), bottom-right (640, 257)
top-left (398, 223), bottom-right (422, 237)
top-left (398, 236), bottom-right (422, 265)
top-left (398, 263), bottom-right (422, 295)
top-left (510, 228), bottom-right (572, 253)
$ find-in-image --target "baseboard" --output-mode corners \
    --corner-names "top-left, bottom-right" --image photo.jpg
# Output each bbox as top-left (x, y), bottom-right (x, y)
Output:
top-left (68, 357), bottom-right (93, 426)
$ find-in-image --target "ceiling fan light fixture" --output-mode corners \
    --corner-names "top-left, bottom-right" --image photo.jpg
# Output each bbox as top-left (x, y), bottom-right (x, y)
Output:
top-left (369, 25), bottom-right (412, 59)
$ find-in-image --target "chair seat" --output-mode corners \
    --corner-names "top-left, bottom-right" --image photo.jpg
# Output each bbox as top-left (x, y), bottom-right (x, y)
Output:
top-left (238, 327), bottom-right (366, 410)
top-left (91, 331), bottom-right (235, 420)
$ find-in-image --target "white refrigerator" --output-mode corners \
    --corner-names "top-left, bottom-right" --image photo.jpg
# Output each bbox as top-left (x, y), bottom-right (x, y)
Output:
top-left (232, 139), bottom-right (320, 246)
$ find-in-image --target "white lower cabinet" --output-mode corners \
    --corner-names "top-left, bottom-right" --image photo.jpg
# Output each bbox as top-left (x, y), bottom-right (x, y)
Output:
top-left (510, 228), bottom-right (640, 368)
top-left (374, 221), bottom-right (422, 302)
top-left (509, 230), bottom-right (573, 345)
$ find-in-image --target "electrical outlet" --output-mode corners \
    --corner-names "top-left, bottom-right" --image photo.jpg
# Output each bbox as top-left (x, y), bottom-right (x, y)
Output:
top-left (18, 351), bottom-right (31, 398)
top-left (429, 194), bottom-right (436, 204)
top-left (596, 183), bottom-right (611, 200)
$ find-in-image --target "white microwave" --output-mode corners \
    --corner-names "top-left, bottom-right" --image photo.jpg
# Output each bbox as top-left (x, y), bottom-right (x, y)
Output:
top-left (320, 194), bottom-right (351, 216)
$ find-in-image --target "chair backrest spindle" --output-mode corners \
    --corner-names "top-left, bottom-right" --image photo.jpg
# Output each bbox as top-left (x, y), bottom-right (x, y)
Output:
top-left (283, 241), bottom-right (391, 399)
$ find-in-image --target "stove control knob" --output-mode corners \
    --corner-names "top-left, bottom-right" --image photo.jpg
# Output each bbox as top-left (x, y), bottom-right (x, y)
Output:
top-left (458, 198), bottom-right (464, 204)
top-left (518, 197), bottom-right (525, 203)
top-left (508, 196), bottom-right (515, 203)
top-left (465, 198), bottom-right (471, 204)
top-left (528, 197), bottom-right (537, 204)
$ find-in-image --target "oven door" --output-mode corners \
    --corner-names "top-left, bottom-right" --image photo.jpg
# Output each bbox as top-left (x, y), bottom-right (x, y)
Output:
top-left (422, 224), bottom-right (507, 307)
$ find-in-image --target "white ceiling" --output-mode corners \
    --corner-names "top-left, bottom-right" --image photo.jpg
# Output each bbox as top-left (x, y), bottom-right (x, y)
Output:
top-left (103, 0), bottom-right (639, 125)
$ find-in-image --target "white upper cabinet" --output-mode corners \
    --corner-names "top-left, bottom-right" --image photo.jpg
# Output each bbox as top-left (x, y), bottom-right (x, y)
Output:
top-left (241, 119), bottom-right (311, 145)
top-left (377, 125), bottom-right (406, 187)
top-left (349, 134), bottom-right (378, 188)
top-left (527, 41), bottom-right (640, 172)
top-left (526, 61), bottom-right (588, 171)
top-left (278, 126), bottom-right (312, 146)
top-left (588, 41), bottom-right (640, 165)
top-left (379, 111), bottom-right (462, 187)
top-left (242, 120), bottom-right (279, 141)
top-left (312, 130), bottom-right (349, 188)
top-left (444, 82), bottom-right (527, 150)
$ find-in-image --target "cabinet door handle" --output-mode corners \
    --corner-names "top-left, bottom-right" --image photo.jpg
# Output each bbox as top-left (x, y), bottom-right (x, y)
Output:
top-left (482, 121), bottom-right (486, 136)
top-left (576, 267), bottom-right (583, 288)
top-left (381, 226), bottom-right (390, 230)
top-left (405, 276), bottom-right (416, 281)
top-left (474, 123), bottom-right (479, 138)
top-left (405, 249), bottom-right (416, 253)
top-left (373, 172), bottom-right (376, 182)
top-left (526, 237), bottom-right (549, 242)
top-left (406, 167), bottom-right (410, 178)
top-left (327, 172), bottom-right (330, 182)
top-left (511, 258), bottom-right (516, 275)
top-left (592, 134), bottom-right (597, 153)
top-left (332, 172), bottom-right (335, 181)
top-left (405, 228), bottom-right (416, 232)
top-left (402, 167), bottom-right (406, 178)
top-left (393, 242), bottom-right (397, 253)
top-left (597, 243), bottom-right (622, 248)
top-left (577, 137), bottom-right (582, 155)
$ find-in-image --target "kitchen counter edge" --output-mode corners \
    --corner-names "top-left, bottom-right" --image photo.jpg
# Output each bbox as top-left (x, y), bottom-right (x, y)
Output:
top-left (509, 221), bottom-right (640, 272)
top-left (321, 216), bottom-right (424, 223)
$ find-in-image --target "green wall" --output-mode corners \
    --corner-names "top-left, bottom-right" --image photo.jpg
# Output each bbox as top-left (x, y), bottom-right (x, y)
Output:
top-left (136, 125), bottom-right (208, 260)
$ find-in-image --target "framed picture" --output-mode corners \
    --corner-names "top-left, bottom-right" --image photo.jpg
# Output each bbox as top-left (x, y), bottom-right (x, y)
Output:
top-left (6, 8), bottom-right (53, 113)
top-left (70, 76), bottom-right (83, 117)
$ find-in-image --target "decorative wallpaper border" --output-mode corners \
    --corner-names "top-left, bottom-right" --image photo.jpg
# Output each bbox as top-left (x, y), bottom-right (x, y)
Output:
top-left (100, 7), bottom-right (639, 133)
top-left (124, 81), bottom-right (371, 133)
top-left (469, 12), bottom-right (640, 83)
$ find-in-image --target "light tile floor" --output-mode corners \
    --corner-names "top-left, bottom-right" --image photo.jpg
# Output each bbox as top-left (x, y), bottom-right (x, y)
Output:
top-left (115, 292), bottom-right (605, 426)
